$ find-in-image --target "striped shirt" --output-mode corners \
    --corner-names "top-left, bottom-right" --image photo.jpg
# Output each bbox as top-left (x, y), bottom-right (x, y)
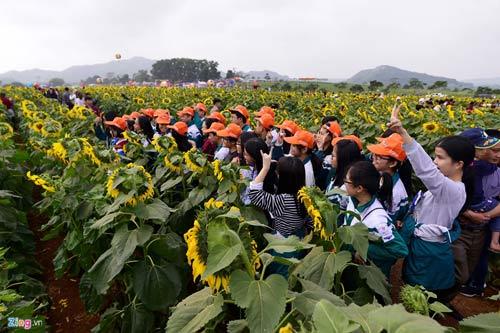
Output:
top-left (249, 182), bottom-right (308, 237)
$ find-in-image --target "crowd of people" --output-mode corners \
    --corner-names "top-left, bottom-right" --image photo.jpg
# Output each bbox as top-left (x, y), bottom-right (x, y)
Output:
top-left (2, 88), bottom-right (499, 315)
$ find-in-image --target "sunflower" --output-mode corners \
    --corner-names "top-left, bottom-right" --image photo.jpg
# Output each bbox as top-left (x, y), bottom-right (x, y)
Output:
top-left (164, 155), bottom-right (182, 174)
top-left (30, 121), bottom-right (44, 134)
top-left (106, 163), bottom-right (154, 206)
top-left (298, 187), bottom-right (330, 240)
top-left (133, 97), bottom-right (145, 104)
top-left (279, 323), bottom-right (294, 333)
top-left (26, 171), bottom-right (56, 193)
top-left (0, 122), bottom-right (14, 140)
top-left (184, 204), bottom-right (260, 293)
top-left (422, 121), bottom-right (439, 133)
top-left (40, 119), bottom-right (62, 137)
top-left (46, 142), bottom-right (68, 163)
top-left (212, 160), bottom-right (224, 182)
top-left (21, 100), bottom-right (37, 117)
top-left (80, 138), bottom-right (101, 166)
top-left (184, 148), bottom-right (204, 173)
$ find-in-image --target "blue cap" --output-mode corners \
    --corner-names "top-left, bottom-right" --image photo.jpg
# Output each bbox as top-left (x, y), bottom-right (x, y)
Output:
top-left (460, 128), bottom-right (499, 149)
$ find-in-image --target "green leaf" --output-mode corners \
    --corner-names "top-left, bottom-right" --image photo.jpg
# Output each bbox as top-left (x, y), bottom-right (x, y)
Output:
top-left (338, 223), bottom-right (370, 260)
top-left (133, 198), bottom-right (174, 221)
top-left (160, 176), bottom-right (183, 192)
top-left (132, 258), bottom-right (182, 311)
top-left (147, 233), bottom-right (186, 264)
top-left (368, 304), bottom-right (448, 333)
top-left (166, 288), bottom-right (224, 333)
top-left (89, 211), bottom-right (124, 230)
top-left (357, 265), bottom-right (391, 305)
top-left (202, 222), bottom-right (242, 279)
top-left (121, 302), bottom-right (154, 333)
top-left (312, 300), bottom-right (359, 333)
top-left (227, 319), bottom-right (248, 333)
top-left (292, 247), bottom-right (351, 290)
top-left (240, 205), bottom-right (269, 227)
top-left (217, 206), bottom-right (242, 220)
top-left (336, 302), bottom-right (383, 333)
top-left (263, 233), bottom-right (314, 254)
top-left (230, 270), bottom-right (288, 333)
top-left (79, 272), bottom-right (104, 313)
top-left (88, 225), bottom-right (153, 294)
top-left (460, 312), bottom-right (500, 333)
top-left (75, 201), bottom-right (94, 221)
top-left (293, 280), bottom-right (345, 316)
top-left (428, 302), bottom-right (451, 316)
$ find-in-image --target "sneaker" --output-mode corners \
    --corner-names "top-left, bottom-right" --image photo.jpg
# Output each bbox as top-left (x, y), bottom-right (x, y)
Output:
top-left (459, 285), bottom-right (484, 297)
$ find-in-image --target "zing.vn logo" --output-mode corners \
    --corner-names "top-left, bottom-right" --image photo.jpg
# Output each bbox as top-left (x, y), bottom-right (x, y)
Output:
top-left (7, 317), bottom-right (44, 330)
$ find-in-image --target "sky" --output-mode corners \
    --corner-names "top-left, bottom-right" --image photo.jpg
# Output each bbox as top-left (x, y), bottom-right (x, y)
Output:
top-left (2, 0), bottom-right (499, 80)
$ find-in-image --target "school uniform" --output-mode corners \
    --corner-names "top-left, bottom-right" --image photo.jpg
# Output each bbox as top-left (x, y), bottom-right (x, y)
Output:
top-left (401, 140), bottom-right (465, 291)
top-left (387, 172), bottom-right (409, 223)
top-left (343, 197), bottom-right (408, 277)
top-left (187, 121), bottom-right (202, 148)
top-left (303, 157), bottom-right (316, 187)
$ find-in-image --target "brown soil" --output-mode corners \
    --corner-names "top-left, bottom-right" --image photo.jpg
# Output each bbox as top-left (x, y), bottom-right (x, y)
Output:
top-left (390, 259), bottom-right (500, 329)
top-left (28, 209), bottom-right (100, 333)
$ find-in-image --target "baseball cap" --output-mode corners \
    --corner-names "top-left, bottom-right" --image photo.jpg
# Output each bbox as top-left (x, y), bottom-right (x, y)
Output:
top-left (256, 113), bottom-right (274, 130)
top-left (156, 115), bottom-right (171, 125)
top-left (367, 133), bottom-right (406, 161)
top-left (275, 120), bottom-right (299, 135)
top-left (254, 106), bottom-right (275, 118)
top-left (203, 122), bottom-right (225, 134)
top-left (177, 107), bottom-right (195, 118)
top-left (167, 121), bottom-right (188, 136)
top-left (217, 123), bottom-right (243, 139)
top-left (332, 135), bottom-right (363, 151)
top-left (206, 111), bottom-right (226, 124)
top-left (326, 121), bottom-right (342, 138)
top-left (460, 128), bottom-right (500, 149)
top-left (229, 105), bottom-right (250, 121)
top-left (284, 130), bottom-right (314, 149)
top-left (104, 117), bottom-right (127, 131)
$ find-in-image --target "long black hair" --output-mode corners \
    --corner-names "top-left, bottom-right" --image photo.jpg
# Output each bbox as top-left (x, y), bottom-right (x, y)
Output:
top-left (333, 140), bottom-right (363, 187)
top-left (277, 156), bottom-right (307, 218)
top-left (436, 136), bottom-right (475, 212)
top-left (172, 130), bottom-right (192, 152)
top-left (239, 132), bottom-right (258, 166)
top-left (306, 148), bottom-right (326, 189)
top-left (348, 161), bottom-right (393, 210)
top-left (137, 116), bottom-right (155, 142)
top-left (381, 128), bottom-right (414, 195)
top-left (245, 138), bottom-right (278, 193)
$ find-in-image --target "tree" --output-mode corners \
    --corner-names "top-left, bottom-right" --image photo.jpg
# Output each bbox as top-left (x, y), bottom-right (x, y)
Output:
top-left (350, 84), bottom-right (364, 92)
top-left (428, 80), bottom-right (448, 90)
top-left (48, 78), bottom-right (65, 86)
top-left (264, 73), bottom-right (271, 81)
top-left (225, 70), bottom-right (235, 79)
top-left (151, 58), bottom-right (221, 82)
top-left (368, 80), bottom-right (384, 91)
top-left (133, 70), bottom-right (152, 82)
top-left (407, 78), bottom-right (424, 89)
top-left (475, 86), bottom-right (494, 96)
top-left (82, 75), bottom-right (102, 85)
top-left (118, 74), bottom-right (130, 84)
top-left (385, 82), bottom-right (401, 91)
top-left (333, 82), bottom-right (348, 90)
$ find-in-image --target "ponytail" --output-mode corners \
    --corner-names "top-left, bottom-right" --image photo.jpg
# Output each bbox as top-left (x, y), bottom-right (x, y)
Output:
top-left (378, 172), bottom-right (394, 211)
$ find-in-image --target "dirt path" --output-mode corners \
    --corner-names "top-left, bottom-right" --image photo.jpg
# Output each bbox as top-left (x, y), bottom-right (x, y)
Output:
top-left (28, 209), bottom-right (100, 333)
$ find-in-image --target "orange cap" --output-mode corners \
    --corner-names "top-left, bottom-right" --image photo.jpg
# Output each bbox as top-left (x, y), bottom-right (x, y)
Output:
top-left (332, 135), bottom-right (363, 151)
top-left (367, 133), bottom-right (406, 161)
top-left (177, 107), bottom-right (195, 118)
top-left (229, 105), bottom-right (250, 121)
top-left (203, 122), bottom-right (225, 134)
top-left (104, 117), bottom-right (127, 131)
top-left (122, 114), bottom-right (131, 121)
top-left (326, 121), bottom-right (342, 138)
top-left (156, 115), bottom-right (171, 125)
top-left (275, 120), bottom-right (299, 135)
top-left (167, 121), bottom-right (188, 136)
top-left (284, 130), bottom-right (315, 149)
top-left (254, 106), bottom-right (275, 118)
top-left (256, 113), bottom-right (274, 130)
top-left (141, 108), bottom-right (155, 118)
top-left (217, 123), bottom-right (243, 139)
top-left (195, 103), bottom-right (207, 113)
top-left (154, 109), bottom-right (170, 118)
top-left (206, 111), bottom-right (226, 124)
top-left (130, 111), bottom-right (142, 119)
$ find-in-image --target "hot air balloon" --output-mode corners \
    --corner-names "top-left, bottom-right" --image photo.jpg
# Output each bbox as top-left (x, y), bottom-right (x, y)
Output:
top-left (115, 53), bottom-right (122, 60)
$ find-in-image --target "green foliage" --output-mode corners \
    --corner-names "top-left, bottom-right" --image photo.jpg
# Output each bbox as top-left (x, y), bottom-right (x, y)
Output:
top-left (151, 58), bottom-right (221, 82)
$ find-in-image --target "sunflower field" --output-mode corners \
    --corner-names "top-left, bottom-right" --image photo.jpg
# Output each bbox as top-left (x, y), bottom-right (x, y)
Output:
top-left (1, 85), bottom-right (499, 332)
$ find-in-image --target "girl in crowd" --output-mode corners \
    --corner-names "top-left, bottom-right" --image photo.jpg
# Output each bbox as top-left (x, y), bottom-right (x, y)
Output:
top-left (271, 120), bottom-right (299, 159)
top-left (216, 124), bottom-right (242, 163)
top-left (388, 110), bottom-right (475, 302)
top-left (134, 115), bottom-right (155, 147)
top-left (367, 132), bottom-right (411, 224)
top-left (153, 115), bottom-right (171, 138)
top-left (201, 122), bottom-right (225, 160)
top-left (248, 152), bottom-right (309, 276)
top-left (325, 138), bottom-right (364, 209)
top-left (284, 130), bottom-right (325, 188)
top-left (343, 161), bottom-right (408, 277)
top-left (167, 122), bottom-right (193, 152)
top-left (103, 117), bottom-right (128, 156)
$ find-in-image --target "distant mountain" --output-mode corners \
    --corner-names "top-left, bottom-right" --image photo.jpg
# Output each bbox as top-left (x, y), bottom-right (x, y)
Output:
top-left (464, 77), bottom-right (500, 88)
top-left (0, 57), bottom-right (156, 84)
top-left (348, 65), bottom-right (473, 88)
top-left (240, 70), bottom-right (289, 81)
